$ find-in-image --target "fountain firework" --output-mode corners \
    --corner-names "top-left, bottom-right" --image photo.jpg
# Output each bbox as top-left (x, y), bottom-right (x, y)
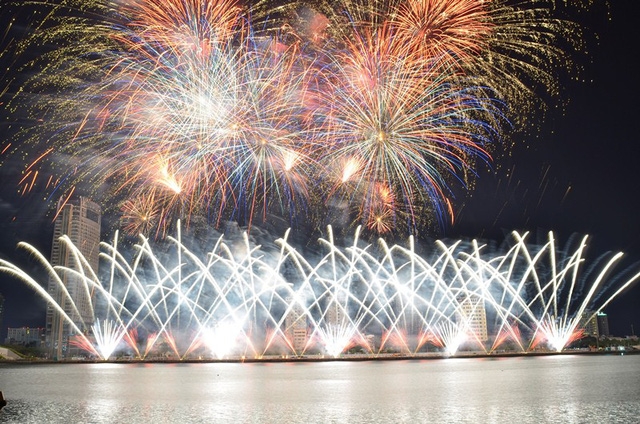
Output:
top-left (1, 226), bottom-right (637, 360)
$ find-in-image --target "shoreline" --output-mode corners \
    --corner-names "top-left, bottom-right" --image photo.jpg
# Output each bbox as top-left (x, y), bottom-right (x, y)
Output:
top-left (1, 349), bottom-right (635, 365)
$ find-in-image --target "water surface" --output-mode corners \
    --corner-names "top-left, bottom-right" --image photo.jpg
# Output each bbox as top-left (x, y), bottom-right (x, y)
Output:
top-left (1, 354), bottom-right (637, 423)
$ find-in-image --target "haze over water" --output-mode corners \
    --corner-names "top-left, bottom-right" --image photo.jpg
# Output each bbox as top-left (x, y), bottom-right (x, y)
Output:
top-left (1, 354), bottom-right (638, 423)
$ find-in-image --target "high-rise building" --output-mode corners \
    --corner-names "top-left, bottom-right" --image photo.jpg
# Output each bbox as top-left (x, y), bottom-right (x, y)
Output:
top-left (284, 297), bottom-right (308, 354)
top-left (596, 312), bottom-right (610, 337)
top-left (326, 302), bottom-right (346, 329)
top-left (456, 294), bottom-right (488, 343)
top-left (581, 311), bottom-right (599, 337)
top-left (45, 197), bottom-right (101, 359)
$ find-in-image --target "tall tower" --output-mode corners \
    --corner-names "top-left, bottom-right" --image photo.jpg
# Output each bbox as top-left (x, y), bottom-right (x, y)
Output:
top-left (45, 197), bottom-right (101, 359)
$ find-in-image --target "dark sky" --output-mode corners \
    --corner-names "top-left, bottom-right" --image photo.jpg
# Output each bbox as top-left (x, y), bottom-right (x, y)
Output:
top-left (0, 1), bottom-right (639, 339)
top-left (451, 0), bottom-right (640, 335)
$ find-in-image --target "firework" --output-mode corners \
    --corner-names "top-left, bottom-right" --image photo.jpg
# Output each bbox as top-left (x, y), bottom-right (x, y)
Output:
top-left (312, 22), bottom-right (496, 231)
top-left (1, 0), bottom-right (588, 236)
top-left (1, 227), bottom-right (636, 359)
top-left (389, 0), bottom-right (492, 66)
top-left (119, 196), bottom-right (162, 237)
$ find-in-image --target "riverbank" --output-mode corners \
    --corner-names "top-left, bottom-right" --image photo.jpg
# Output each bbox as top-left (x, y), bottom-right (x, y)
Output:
top-left (1, 348), bottom-right (636, 365)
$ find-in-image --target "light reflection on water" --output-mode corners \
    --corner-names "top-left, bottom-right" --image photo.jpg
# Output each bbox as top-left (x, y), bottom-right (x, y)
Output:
top-left (1, 355), bottom-right (638, 423)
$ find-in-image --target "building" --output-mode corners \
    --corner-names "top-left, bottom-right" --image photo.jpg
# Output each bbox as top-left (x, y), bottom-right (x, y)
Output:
top-left (581, 311), bottom-right (599, 337)
top-left (45, 197), bottom-right (101, 359)
top-left (596, 312), bottom-right (610, 337)
top-left (285, 297), bottom-right (308, 354)
top-left (326, 300), bottom-right (347, 329)
top-left (456, 294), bottom-right (488, 343)
top-left (5, 327), bottom-right (45, 346)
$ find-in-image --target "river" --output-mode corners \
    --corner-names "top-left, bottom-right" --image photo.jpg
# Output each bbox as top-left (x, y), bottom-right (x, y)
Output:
top-left (1, 354), bottom-right (638, 423)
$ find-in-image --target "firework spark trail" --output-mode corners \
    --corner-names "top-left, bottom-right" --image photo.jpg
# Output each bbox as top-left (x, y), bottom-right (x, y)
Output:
top-left (111, 34), bottom-right (314, 228)
top-left (122, 0), bottom-right (245, 45)
top-left (1, 0), bottom-right (587, 235)
top-left (389, 0), bottom-right (493, 67)
top-left (313, 21), bottom-right (497, 232)
top-left (316, 0), bottom-right (583, 121)
top-left (1, 225), bottom-right (637, 359)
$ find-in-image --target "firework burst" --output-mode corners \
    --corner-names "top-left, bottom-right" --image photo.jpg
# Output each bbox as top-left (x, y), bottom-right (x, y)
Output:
top-left (313, 23), bottom-right (496, 231)
top-left (1, 0), bottom-right (589, 236)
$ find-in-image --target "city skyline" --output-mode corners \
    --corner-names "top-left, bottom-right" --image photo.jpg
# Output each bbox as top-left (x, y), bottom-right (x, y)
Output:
top-left (0, 0), bottom-right (639, 339)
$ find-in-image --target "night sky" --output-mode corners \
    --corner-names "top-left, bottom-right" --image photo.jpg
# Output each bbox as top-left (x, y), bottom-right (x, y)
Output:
top-left (0, 1), bottom-right (638, 339)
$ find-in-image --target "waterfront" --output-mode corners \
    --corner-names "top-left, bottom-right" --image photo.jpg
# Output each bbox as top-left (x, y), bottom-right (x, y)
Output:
top-left (1, 354), bottom-right (638, 423)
